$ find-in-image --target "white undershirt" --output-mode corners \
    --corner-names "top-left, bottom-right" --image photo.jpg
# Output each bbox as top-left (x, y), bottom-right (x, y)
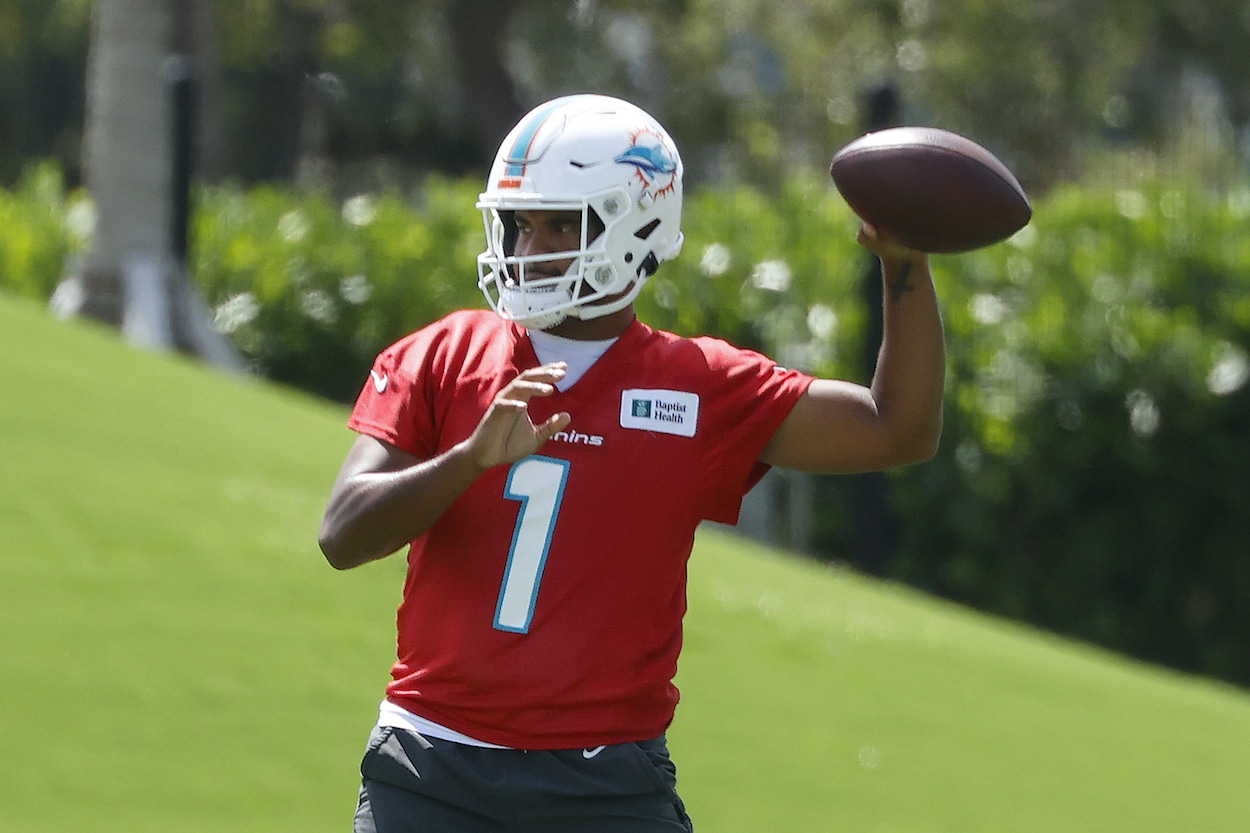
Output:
top-left (376, 699), bottom-right (510, 748)
top-left (527, 329), bottom-right (618, 390)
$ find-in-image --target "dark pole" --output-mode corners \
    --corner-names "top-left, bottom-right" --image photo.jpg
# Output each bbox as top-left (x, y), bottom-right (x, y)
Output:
top-left (169, 0), bottom-right (198, 268)
top-left (848, 82), bottom-right (903, 577)
top-left (858, 82), bottom-right (900, 377)
top-left (168, 54), bottom-right (196, 266)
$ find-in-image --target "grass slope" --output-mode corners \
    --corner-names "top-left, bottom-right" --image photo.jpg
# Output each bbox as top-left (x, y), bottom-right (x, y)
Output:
top-left (3, 291), bottom-right (1250, 832)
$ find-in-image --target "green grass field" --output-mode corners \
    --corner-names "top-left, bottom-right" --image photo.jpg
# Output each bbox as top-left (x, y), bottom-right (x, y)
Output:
top-left (4, 290), bottom-right (1250, 832)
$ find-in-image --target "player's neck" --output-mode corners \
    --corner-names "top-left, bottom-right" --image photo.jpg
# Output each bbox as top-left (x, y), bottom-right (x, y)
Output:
top-left (540, 307), bottom-right (635, 341)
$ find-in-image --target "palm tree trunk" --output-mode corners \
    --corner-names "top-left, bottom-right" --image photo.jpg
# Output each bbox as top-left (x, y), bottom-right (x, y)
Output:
top-left (77, 0), bottom-right (173, 327)
top-left (59, 0), bottom-right (243, 370)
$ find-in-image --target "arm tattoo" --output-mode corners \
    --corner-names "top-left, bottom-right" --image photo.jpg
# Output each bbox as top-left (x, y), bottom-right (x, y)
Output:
top-left (888, 262), bottom-right (915, 303)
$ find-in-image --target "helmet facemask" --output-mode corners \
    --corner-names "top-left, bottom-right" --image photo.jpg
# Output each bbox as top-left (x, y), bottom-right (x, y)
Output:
top-left (478, 191), bottom-right (661, 330)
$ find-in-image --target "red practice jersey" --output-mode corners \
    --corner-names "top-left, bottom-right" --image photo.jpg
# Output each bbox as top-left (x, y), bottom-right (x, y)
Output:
top-left (347, 310), bottom-right (813, 749)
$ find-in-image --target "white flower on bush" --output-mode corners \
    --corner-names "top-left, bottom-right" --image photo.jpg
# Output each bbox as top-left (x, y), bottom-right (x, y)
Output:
top-left (970, 293), bottom-right (1007, 325)
top-left (699, 242), bottom-right (732, 277)
top-left (212, 292), bottom-right (260, 334)
top-left (1206, 341), bottom-right (1249, 396)
top-left (278, 209), bottom-right (309, 242)
top-left (342, 195), bottom-right (378, 228)
top-left (340, 274), bottom-right (373, 305)
top-left (750, 259), bottom-right (791, 292)
top-left (1116, 190), bottom-right (1147, 220)
top-left (64, 196), bottom-right (96, 246)
top-left (1126, 389), bottom-right (1160, 437)
top-left (806, 303), bottom-right (837, 340)
top-left (300, 289), bottom-right (338, 325)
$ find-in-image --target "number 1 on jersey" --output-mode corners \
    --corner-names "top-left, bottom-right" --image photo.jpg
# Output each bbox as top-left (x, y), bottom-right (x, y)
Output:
top-left (494, 456), bottom-right (570, 633)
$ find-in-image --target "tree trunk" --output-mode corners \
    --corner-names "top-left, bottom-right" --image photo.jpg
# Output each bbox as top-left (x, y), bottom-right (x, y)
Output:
top-left (75, 0), bottom-right (173, 327)
top-left (56, 0), bottom-right (243, 371)
top-left (448, 0), bottom-right (525, 161)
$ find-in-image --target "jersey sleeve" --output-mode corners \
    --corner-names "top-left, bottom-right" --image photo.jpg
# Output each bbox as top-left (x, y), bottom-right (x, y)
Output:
top-left (346, 338), bottom-right (437, 459)
top-left (697, 341), bottom-right (814, 525)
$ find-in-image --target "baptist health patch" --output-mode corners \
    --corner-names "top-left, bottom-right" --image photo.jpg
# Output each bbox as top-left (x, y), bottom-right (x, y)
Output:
top-left (619, 389), bottom-right (700, 437)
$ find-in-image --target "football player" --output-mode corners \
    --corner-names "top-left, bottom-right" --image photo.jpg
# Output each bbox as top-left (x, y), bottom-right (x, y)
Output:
top-left (320, 94), bottom-right (943, 832)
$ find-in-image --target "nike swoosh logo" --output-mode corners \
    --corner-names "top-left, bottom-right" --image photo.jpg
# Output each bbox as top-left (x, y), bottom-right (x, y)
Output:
top-left (370, 370), bottom-right (389, 393)
top-left (582, 745), bottom-right (606, 759)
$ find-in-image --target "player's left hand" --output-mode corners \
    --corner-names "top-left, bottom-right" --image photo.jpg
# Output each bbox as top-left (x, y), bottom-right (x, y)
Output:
top-left (464, 363), bottom-right (573, 470)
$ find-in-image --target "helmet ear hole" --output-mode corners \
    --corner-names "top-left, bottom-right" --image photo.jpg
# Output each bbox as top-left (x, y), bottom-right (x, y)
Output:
top-left (640, 252), bottom-right (660, 277)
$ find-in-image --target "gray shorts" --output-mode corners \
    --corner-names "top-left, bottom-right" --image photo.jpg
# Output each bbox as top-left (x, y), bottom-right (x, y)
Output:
top-left (353, 726), bottom-right (694, 833)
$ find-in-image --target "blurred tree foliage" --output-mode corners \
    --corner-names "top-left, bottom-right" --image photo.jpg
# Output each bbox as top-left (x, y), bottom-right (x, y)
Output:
top-left (894, 177), bottom-right (1250, 684)
top-left (6, 0), bottom-right (1250, 194)
top-left (0, 0), bottom-right (90, 185)
top-left (189, 177), bottom-right (487, 401)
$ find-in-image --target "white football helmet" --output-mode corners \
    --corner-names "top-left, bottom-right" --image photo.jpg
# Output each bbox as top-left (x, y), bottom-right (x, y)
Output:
top-left (477, 94), bottom-right (685, 330)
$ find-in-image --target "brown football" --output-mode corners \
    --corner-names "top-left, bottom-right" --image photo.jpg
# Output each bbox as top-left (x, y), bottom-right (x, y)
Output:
top-left (829, 127), bottom-right (1032, 254)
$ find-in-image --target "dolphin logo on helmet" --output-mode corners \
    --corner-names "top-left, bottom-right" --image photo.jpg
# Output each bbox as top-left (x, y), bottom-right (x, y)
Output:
top-left (615, 131), bottom-right (680, 200)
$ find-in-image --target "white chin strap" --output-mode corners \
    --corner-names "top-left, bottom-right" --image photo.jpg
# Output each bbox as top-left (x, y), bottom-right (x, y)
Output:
top-left (499, 284), bottom-right (573, 330)
top-left (500, 280), bottom-right (642, 330)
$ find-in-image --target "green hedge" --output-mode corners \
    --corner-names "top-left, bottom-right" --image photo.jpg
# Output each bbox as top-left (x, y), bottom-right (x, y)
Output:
top-left (5, 163), bottom-right (1250, 686)
top-left (895, 181), bottom-right (1250, 684)
top-left (0, 162), bottom-right (91, 302)
top-left (189, 174), bottom-right (870, 403)
top-left (190, 178), bottom-right (488, 401)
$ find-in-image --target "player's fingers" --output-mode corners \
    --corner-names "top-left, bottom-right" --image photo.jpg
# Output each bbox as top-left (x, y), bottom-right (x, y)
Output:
top-left (858, 221), bottom-right (898, 249)
top-left (501, 363), bottom-right (568, 401)
top-left (858, 222), bottom-right (920, 262)
top-left (500, 379), bottom-right (559, 404)
top-left (497, 364), bottom-right (564, 398)
top-left (537, 412), bottom-right (572, 442)
top-left (857, 222), bottom-right (886, 253)
top-left (478, 399), bottom-right (528, 436)
top-left (487, 397), bottom-right (529, 415)
top-left (515, 362), bottom-right (568, 384)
